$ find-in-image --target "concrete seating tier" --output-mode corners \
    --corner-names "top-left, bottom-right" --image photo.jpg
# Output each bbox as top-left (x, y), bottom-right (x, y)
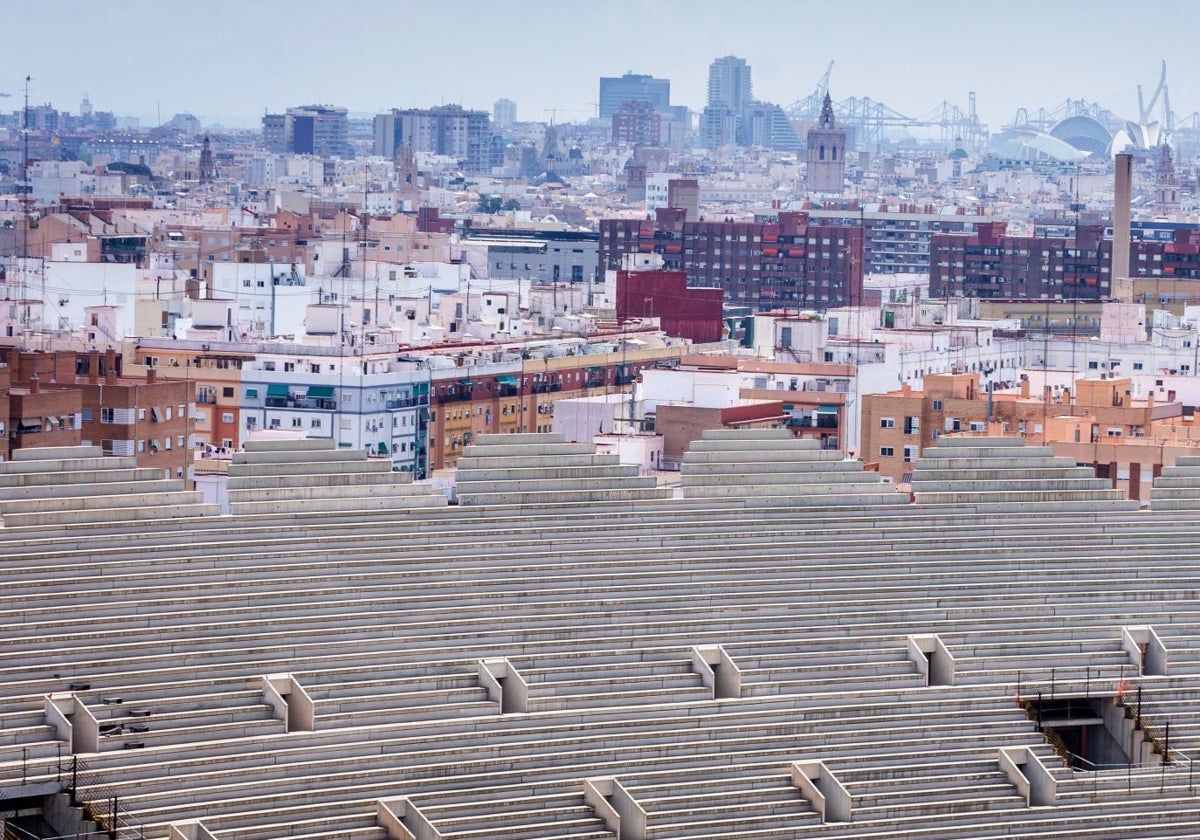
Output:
top-left (6, 447), bottom-right (1200, 838)
top-left (680, 430), bottom-right (905, 506)
top-left (912, 437), bottom-right (1138, 512)
top-left (454, 433), bottom-right (671, 506)
top-left (226, 439), bottom-right (443, 516)
top-left (0, 446), bottom-right (218, 527)
top-left (1150, 456), bottom-right (1200, 510)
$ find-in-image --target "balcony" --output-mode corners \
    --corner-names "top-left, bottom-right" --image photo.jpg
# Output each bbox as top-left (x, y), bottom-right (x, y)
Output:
top-left (531, 381), bottom-right (563, 394)
top-left (385, 397), bottom-right (427, 410)
top-left (265, 396), bottom-right (338, 410)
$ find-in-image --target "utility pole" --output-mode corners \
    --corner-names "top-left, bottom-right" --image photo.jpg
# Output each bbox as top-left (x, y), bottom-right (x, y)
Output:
top-left (21, 76), bottom-right (31, 331)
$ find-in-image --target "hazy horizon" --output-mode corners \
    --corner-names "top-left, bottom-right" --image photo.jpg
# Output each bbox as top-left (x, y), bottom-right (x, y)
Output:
top-left (4, 0), bottom-right (1198, 132)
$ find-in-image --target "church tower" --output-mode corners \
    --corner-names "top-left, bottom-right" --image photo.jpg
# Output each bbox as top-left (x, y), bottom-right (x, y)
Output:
top-left (198, 135), bottom-right (215, 184)
top-left (1156, 142), bottom-right (1180, 216)
top-left (806, 93), bottom-right (846, 194)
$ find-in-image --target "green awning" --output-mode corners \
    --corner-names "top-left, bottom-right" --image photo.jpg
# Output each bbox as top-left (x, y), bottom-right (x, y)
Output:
top-left (266, 383), bottom-right (289, 397)
top-left (307, 385), bottom-right (335, 399)
top-left (817, 405), bottom-right (839, 414)
top-left (585, 365), bottom-right (605, 373)
top-left (413, 382), bottom-right (429, 395)
top-left (496, 375), bottom-right (518, 386)
top-left (459, 379), bottom-right (475, 387)
top-left (245, 388), bottom-right (258, 399)
top-left (378, 442), bottom-right (389, 455)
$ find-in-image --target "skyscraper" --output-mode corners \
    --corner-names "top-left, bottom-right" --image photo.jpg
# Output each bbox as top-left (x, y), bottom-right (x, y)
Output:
top-left (707, 56), bottom-right (751, 113)
top-left (702, 56), bottom-right (753, 150)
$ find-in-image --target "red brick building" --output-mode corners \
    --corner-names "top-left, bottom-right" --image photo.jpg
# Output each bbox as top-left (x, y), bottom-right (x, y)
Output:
top-left (600, 211), bottom-right (863, 311)
top-left (929, 222), bottom-right (1200, 300)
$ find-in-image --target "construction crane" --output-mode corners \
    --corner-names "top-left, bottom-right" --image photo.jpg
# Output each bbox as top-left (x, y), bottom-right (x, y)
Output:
top-left (784, 60), bottom-right (834, 118)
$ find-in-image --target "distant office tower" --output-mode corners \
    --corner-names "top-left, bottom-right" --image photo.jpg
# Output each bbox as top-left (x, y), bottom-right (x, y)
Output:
top-left (493, 98), bottom-right (517, 130)
top-left (261, 105), bottom-right (350, 158)
top-left (707, 56), bottom-right (751, 113)
top-left (612, 101), bottom-right (661, 146)
top-left (374, 105), bottom-right (492, 173)
top-left (702, 55), bottom-right (753, 150)
top-left (700, 105), bottom-right (738, 150)
top-left (806, 94), bottom-right (845, 193)
top-left (598, 72), bottom-right (671, 119)
top-left (741, 101), bottom-right (801, 151)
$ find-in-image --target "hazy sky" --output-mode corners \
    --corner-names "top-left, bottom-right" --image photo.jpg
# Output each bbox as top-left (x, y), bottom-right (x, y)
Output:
top-left (4, 0), bottom-right (1198, 131)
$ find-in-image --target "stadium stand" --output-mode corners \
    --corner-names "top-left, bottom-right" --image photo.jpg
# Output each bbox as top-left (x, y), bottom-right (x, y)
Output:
top-left (1, 434), bottom-right (1199, 839)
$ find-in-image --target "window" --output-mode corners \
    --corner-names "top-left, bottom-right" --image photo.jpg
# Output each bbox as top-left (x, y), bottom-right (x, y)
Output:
top-left (292, 418), bottom-right (303, 428)
top-left (1088, 361), bottom-right (1099, 369)
top-left (221, 412), bottom-right (234, 423)
top-left (138, 408), bottom-right (146, 421)
top-left (879, 446), bottom-right (895, 457)
top-left (931, 400), bottom-right (943, 411)
top-left (311, 418), bottom-right (322, 428)
top-left (222, 387), bottom-right (234, 398)
top-left (880, 418), bottom-right (895, 429)
top-left (101, 408), bottom-right (114, 424)
top-left (903, 445), bottom-right (918, 463)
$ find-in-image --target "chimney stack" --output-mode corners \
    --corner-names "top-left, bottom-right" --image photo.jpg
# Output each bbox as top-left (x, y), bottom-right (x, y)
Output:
top-left (104, 347), bottom-right (117, 385)
top-left (29, 373), bottom-right (39, 395)
top-left (88, 350), bottom-right (100, 385)
top-left (1043, 385), bottom-right (1052, 405)
top-left (1020, 377), bottom-right (1031, 399)
top-left (1113, 153), bottom-right (1133, 289)
top-left (146, 367), bottom-right (157, 384)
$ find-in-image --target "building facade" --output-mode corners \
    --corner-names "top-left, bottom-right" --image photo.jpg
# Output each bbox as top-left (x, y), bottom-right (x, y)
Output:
top-left (261, 106), bottom-right (350, 158)
top-left (373, 106), bottom-right (491, 173)
top-left (598, 73), bottom-right (671, 119)
top-left (599, 211), bottom-right (864, 311)
top-left (928, 222), bottom-right (1200, 300)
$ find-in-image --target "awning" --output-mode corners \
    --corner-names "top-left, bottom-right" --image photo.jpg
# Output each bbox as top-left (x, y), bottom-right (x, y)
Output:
top-left (585, 366), bottom-right (605, 373)
top-left (496, 375), bottom-right (518, 386)
top-left (378, 442), bottom-right (389, 455)
top-left (459, 379), bottom-right (475, 387)
top-left (245, 388), bottom-right (258, 399)
top-left (307, 385), bottom-right (335, 399)
top-left (817, 405), bottom-right (839, 414)
top-left (266, 384), bottom-right (289, 397)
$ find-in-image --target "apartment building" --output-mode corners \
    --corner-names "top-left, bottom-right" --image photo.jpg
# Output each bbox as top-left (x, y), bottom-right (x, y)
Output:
top-left (863, 373), bottom-right (1182, 497)
top-left (930, 222), bottom-right (1200, 300)
top-left (599, 211), bottom-right (863, 312)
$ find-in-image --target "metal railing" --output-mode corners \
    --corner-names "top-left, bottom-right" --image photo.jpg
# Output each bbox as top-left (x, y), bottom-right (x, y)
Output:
top-left (67, 757), bottom-right (146, 840)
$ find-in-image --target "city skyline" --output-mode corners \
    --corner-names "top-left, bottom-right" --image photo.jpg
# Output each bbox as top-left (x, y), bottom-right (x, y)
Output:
top-left (4, 0), bottom-right (1200, 131)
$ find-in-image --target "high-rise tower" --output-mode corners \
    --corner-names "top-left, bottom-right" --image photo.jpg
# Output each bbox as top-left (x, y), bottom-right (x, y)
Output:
top-left (706, 55), bottom-right (751, 112)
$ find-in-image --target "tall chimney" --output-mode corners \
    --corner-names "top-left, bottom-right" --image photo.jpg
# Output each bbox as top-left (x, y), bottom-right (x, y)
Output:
top-left (146, 367), bottom-right (157, 384)
top-left (104, 347), bottom-right (117, 385)
top-left (88, 350), bottom-right (100, 385)
top-left (1113, 153), bottom-right (1133, 289)
top-left (29, 373), bottom-right (40, 394)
